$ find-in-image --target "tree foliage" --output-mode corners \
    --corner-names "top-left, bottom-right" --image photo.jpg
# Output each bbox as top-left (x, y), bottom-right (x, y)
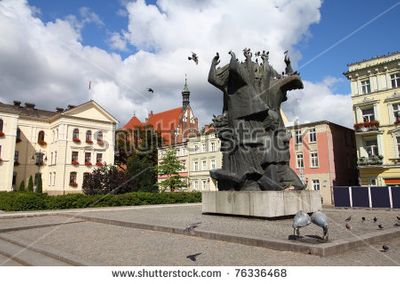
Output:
top-left (18, 181), bottom-right (25, 192)
top-left (82, 165), bottom-right (128, 195)
top-left (27, 176), bottom-right (34, 192)
top-left (157, 148), bottom-right (186, 192)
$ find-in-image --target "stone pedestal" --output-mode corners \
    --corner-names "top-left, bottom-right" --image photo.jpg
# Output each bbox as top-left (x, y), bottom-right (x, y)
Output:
top-left (202, 190), bottom-right (322, 218)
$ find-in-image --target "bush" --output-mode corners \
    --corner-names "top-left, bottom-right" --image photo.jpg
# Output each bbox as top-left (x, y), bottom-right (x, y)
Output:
top-left (27, 176), bottom-right (34, 192)
top-left (0, 191), bottom-right (202, 212)
top-left (18, 181), bottom-right (25, 192)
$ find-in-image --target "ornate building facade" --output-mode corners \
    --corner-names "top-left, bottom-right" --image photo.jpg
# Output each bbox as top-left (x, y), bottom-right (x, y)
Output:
top-left (344, 51), bottom-right (400, 186)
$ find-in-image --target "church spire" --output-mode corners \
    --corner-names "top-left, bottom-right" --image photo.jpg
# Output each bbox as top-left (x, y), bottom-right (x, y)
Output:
top-left (182, 74), bottom-right (190, 109)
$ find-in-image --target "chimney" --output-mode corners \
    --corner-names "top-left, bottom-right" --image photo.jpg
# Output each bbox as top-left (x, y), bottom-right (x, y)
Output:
top-left (148, 110), bottom-right (153, 117)
top-left (67, 104), bottom-right (76, 110)
top-left (25, 102), bottom-right (35, 109)
top-left (56, 107), bottom-right (64, 112)
top-left (13, 100), bottom-right (21, 107)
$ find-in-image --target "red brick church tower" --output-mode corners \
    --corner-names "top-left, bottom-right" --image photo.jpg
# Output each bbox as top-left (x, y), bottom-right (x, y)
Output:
top-left (122, 77), bottom-right (199, 145)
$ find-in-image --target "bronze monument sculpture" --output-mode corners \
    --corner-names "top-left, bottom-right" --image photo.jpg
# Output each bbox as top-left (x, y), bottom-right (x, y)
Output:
top-left (208, 48), bottom-right (305, 191)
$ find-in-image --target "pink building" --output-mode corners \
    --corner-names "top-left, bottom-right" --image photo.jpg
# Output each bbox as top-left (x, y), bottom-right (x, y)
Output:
top-left (288, 120), bottom-right (358, 205)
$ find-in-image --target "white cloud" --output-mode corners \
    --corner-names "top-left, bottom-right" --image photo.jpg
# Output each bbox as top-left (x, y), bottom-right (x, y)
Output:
top-left (0, 0), bottom-right (351, 129)
top-left (283, 77), bottom-right (353, 128)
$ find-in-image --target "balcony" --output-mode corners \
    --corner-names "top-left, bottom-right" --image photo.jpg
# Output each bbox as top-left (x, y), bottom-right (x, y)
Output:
top-left (358, 155), bottom-right (383, 166)
top-left (354, 120), bottom-right (380, 135)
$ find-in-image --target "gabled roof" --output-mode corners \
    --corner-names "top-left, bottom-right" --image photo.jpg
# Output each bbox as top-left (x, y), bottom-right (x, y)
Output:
top-left (62, 100), bottom-right (119, 124)
top-left (145, 107), bottom-right (182, 129)
top-left (0, 102), bottom-right (57, 120)
top-left (123, 115), bottom-right (142, 129)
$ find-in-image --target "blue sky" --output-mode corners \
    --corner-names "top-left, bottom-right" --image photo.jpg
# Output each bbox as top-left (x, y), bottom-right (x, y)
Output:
top-left (1, 0), bottom-right (399, 127)
top-left (29, 0), bottom-right (400, 95)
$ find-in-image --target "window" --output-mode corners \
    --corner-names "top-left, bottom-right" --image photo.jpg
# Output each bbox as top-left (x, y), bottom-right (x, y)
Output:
top-left (69, 172), bottom-right (77, 186)
top-left (211, 142), bottom-right (216, 151)
top-left (86, 130), bottom-right (92, 142)
top-left (49, 172), bottom-right (52, 187)
top-left (397, 137), bottom-right (400, 158)
top-left (361, 79), bottom-right (371, 94)
top-left (365, 140), bottom-right (378, 157)
top-left (393, 103), bottom-right (400, 123)
top-left (296, 153), bottom-right (304, 168)
top-left (96, 153), bottom-right (103, 163)
top-left (309, 128), bottom-right (316, 143)
top-left (16, 128), bottom-right (21, 142)
top-left (201, 160), bottom-right (207, 170)
top-left (312, 179), bottom-right (320, 190)
top-left (73, 128), bottom-right (79, 139)
top-left (193, 161), bottom-right (199, 171)
top-left (180, 160), bottom-right (186, 171)
top-left (310, 152), bottom-right (319, 168)
top-left (295, 130), bottom-right (302, 144)
top-left (71, 151), bottom-right (78, 162)
top-left (38, 130), bottom-right (45, 143)
top-left (210, 159), bottom-right (216, 169)
top-left (391, 73), bottom-right (400, 89)
top-left (194, 144), bottom-right (199, 152)
top-left (0, 145), bottom-right (2, 159)
top-left (202, 142), bottom-right (207, 152)
top-left (202, 180), bottom-right (208, 191)
top-left (193, 180), bottom-right (199, 190)
top-left (362, 108), bottom-right (375, 122)
top-left (369, 178), bottom-right (377, 186)
top-left (54, 151), bottom-right (57, 164)
top-left (97, 131), bottom-right (103, 142)
top-left (50, 152), bottom-right (53, 165)
top-left (53, 172), bottom-right (56, 186)
top-left (0, 118), bottom-right (3, 132)
top-left (85, 153), bottom-right (91, 163)
top-left (14, 151), bottom-right (19, 162)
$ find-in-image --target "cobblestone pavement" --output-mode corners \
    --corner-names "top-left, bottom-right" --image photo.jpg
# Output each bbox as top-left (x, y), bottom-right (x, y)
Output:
top-left (0, 204), bottom-right (399, 266)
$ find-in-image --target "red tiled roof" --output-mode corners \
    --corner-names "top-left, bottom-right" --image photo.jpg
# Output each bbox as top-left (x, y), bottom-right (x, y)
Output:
top-left (145, 107), bottom-right (182, 130)
top-left (122, 116), bottom-right (142, 129)
top-left (122, 107), bottom-right (185, 144)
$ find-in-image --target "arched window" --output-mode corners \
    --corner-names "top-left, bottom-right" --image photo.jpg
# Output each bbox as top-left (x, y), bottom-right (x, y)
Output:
top-left (73, 128), bottom-right (80, 142)
top-left (86, 130), bottom-right (92, 143)
top-left (38, 130), bottom-right (45, 143)
top-left (69, 172), bottom-right (77, 187)
top-left (0, 118), bottom-right (3, 132)
top-left (97, 131), bottom-right (103, 142)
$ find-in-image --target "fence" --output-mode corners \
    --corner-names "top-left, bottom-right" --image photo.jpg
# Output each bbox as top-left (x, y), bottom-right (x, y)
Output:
top-left (333, 186), bottom-right (400, 208)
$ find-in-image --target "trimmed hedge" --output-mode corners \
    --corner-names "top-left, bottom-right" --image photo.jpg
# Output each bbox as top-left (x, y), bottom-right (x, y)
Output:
top-left (0, 191), bottom-right (201, 212)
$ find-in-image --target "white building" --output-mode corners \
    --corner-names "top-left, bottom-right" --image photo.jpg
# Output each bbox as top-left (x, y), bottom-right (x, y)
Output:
top-left (0, 100), bottom-right (118, 194)
top-left (158, 127), bottom-right (222, 191)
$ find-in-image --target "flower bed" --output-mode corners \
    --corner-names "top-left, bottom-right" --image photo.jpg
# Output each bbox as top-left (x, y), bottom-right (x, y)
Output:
top-left (354, 120), bottom-right (380, 131)
top-left (0, 131), bottom-right (5, 138)
top-left (38, 140), bottom-right (47, 146)
top-left (85, 161), bottom-right (92, 167)
top-left (71, 160), bottom-right (79, 166)
top-left (73, 138), bottom-right (81, 143)
top-left (96, 162), bottom-right (103, 167)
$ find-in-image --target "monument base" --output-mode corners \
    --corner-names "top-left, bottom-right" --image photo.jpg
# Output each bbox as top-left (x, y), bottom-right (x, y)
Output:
top-left (202, 190), bottom-right (322, 218)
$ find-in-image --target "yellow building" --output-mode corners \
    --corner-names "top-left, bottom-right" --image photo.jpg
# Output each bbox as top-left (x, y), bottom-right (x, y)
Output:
top-left (344, 51), bottom-right (400, 186)
top-left (0, 100), bottom-right (118, 194)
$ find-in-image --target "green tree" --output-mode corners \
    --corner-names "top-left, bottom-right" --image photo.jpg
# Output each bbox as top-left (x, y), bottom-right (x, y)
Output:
top-left (157, 148), bottom-right (186, 192)
top-left (36, 175), bottom-right (43, 193)
top-left (82, 165), bottom-right (128, 195)
top-left (126, 153), bottom-right (158, 192)
top-left (18, 181), bottom-right (26, 192)
top-left (27, 176), bottom-right (34, 192)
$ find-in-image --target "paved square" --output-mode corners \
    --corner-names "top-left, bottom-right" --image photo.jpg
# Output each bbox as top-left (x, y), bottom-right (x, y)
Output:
top-left (0, 204), bottom-right (399, 265)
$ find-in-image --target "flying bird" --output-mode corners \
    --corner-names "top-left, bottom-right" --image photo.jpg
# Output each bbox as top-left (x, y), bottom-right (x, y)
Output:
top-left (184, 222), bottom-right (202, 233)
top-left (188, 52), bottom-right (199, 65)
top-left (186, 253), bottom-right (202, 262)
top-left (147, 88), bottom-right (154, 93)
top-left (361, 216), bottom-right (366, 222)
top-left (373, 217), bottom-right (378, 223)
top-left (381, 245), bottom-right (390, 252)
top-left (378, 224), bottom-right (384, 230)
top-left (345, 223), bottom-right (352, 230)
top-left (345, 216), bottom-right (352, 222)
